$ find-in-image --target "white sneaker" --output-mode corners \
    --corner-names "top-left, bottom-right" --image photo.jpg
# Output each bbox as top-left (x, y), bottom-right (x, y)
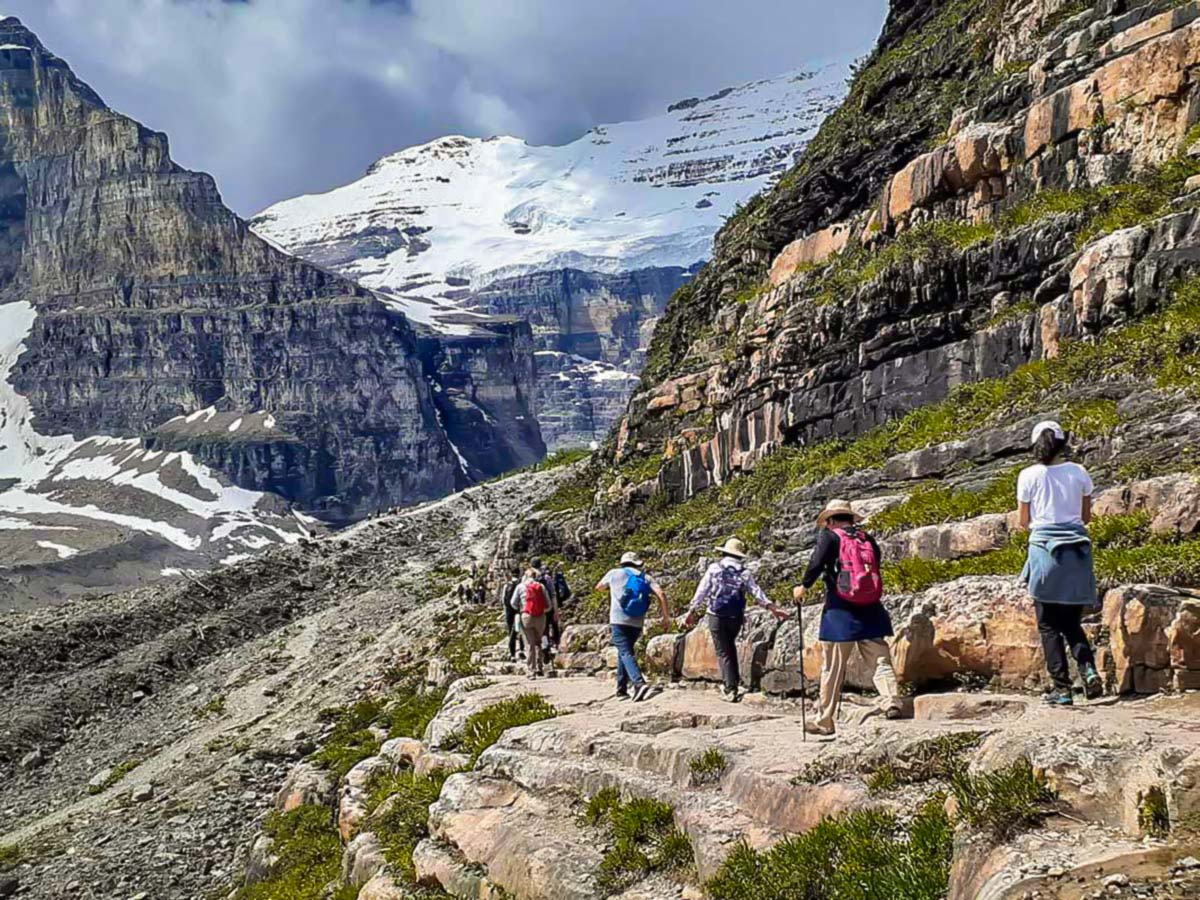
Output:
top-left (633, 683), bottom-right (655, 702)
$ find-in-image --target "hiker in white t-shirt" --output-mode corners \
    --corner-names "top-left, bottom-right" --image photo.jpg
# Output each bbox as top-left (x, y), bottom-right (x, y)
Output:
top-left (1016, 420), bottom-right (1102, 706)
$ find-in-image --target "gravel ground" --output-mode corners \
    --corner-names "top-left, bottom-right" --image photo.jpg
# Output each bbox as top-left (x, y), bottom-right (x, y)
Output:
top-left (0, 467), bottom-right (570, 899)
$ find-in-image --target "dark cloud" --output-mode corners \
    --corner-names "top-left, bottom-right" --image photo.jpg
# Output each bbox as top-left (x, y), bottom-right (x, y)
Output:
top-left (5, 0), bottom-right (885, 215)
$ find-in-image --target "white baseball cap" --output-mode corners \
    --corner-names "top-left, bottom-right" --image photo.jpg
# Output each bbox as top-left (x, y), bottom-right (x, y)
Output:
top-left (1030, 420), bottom-right (1065, 445)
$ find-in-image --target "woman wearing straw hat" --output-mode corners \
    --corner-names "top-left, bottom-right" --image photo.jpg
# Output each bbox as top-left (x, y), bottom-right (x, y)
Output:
top-left (792, 499), bottom-right (901, 735)
top-left (1018, 420), bottom-right (1102, 705)
top-left (683, 537), bottom-right (791, 702)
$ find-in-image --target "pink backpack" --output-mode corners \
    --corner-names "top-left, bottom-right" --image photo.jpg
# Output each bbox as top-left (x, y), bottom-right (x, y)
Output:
top-left (833, 527), bottom-right (883, 605)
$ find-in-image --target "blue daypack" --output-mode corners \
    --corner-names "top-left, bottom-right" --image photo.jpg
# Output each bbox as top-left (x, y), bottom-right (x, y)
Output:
top-left (619, 567), bottom-right (652, 617)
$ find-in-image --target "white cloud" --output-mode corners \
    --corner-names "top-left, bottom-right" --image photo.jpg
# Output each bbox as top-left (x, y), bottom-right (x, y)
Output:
top-left (5, 0), bottom-right (884, 214)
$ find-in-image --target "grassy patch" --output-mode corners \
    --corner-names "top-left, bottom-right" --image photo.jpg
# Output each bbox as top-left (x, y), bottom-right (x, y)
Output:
top-left (443, 694), bottom-right (558, 764)
top-left (365, 769), bottom-right (453, 882)
top-left (0, 843), bottom-right (26, 872)
top-left (584, 791), bottom-right (694, 894)
top-left (197, 695), bottom-right (226, 718)
top-left (866, 733), bottom-right (984, 795)
top-left (86, 758), bottom-right (141, 796)
top-left (233, 805), bottom-right (354, 900)
top-left (950, 758), bottom-right (1056, 841)
top-left (1139, 785), bottom-right (1171, 838)
top-left (435, 607), bottom-right (506, 676)
top-left (382, 685), bottom-right (446, 742)
top-left (689, 748), bottom-right (729, 786)
top-left (705, 795), bottom-right (952, 900)
top-left (489, 447), bottom-right (591, 483)
top-left (800, 219), bottom-right (996, 306)
top-left (870, 467), bottom-right (1020, 534)
top-left (308, 697), bottom-right (387, 782)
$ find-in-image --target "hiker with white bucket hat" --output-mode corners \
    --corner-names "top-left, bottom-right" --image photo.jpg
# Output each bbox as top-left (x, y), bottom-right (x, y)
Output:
top-left (684, 538), bottom-right (790, 702)
top-left (597, 551), bottom-right (671, 702)
top-left (793, 499), bottom-right (901, 735)
top-left (1017, 420), bottom-right (1102, 705)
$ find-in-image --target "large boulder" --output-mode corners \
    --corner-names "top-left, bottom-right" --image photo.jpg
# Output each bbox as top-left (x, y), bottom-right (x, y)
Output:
top-left (338, 755), bottom-right (392, 842)
top-left (1093, 474), bottom-right (1200, 536)
top-left (1070, 226), bottom-right (1149, 328)
top-left (881, 514), bottom-right (1011, 561)
top-left (273, 762), bottom-right (334, 813)
top-left (1102, 586), bottom-right (1200, 693)
top-left (341, 831), bottom-right (386, 889)
top-left (359, 873), bottom-right (412, 900)
top-left (644, 632), bottom-right (685, 677)
top-left (681, 608), bottom-right (778, 689)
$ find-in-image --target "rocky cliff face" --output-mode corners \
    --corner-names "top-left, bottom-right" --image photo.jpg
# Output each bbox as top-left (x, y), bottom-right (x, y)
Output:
top-left (0, 16), bottom-right (541, 530)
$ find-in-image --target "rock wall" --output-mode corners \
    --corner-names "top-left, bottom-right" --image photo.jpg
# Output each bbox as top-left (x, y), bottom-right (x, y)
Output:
top-left (617, 0), bottom-right (1200, 505)
top-left (0, 17), bottom-right (539, 521)
top-left (465, 266), bottom-right (693, 449)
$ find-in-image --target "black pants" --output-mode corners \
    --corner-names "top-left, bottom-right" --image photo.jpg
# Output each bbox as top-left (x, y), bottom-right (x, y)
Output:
top-left (707, 613), bottom-right (744, 692)
top-left (1035, 601), bottom-right (1095, 690)
top-left (505, 606), bottom-right (524, 658)
top-left (547, 612), bottom-right (562, 649)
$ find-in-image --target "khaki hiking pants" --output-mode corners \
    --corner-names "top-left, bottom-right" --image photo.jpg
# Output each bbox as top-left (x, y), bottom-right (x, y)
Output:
top-left (816, 639), bottom-right (900, 730)
top-left (521, 613), bottom-right (547, 675)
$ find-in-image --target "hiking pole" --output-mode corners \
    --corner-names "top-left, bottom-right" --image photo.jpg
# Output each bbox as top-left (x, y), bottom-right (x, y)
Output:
top-left (796, 600), bottom-right (807, 742)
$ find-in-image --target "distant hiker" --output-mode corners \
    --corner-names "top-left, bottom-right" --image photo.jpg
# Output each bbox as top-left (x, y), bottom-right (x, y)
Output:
top-left (792, 500), bottom-right (901, 734)
top-left (1018, 420), bottom-right (1102, 705)
top-left (554, 565), bottom-right (573, 608)
top-left (499, 565), bottom-right (525, 662)
top-left (684, 538), bottom-right (790, 703)
top-left (511, 562), bottom-right (556, 678)
top-left (597, 551), bottom-right (671, 702)
top-left (530, 557), bottom-right (561, 658)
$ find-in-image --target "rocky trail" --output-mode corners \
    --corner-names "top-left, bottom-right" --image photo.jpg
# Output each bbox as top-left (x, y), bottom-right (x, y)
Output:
top-left (0, 468), bottom-right (572, 899)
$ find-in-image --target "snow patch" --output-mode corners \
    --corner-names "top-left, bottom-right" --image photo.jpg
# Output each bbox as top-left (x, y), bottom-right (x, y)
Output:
top-left (36, 540), bottom-right (77, 560)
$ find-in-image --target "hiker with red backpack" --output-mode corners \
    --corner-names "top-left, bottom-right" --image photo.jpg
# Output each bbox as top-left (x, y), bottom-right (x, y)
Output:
top-left (597, 551), bottom-right (671, 702)
top-left (792, 499), bottom-right (901, 735)
top-left (510, 560), bottom-right (558, 679)
top-left (684, 538), bottom-right (791, 703)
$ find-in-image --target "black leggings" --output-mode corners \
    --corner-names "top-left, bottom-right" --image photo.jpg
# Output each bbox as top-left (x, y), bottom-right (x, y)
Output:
top-left (707, 614), bottom-right (744, 692)
top-left (505, 606), bottom-right (524, 657)
top-left (1035, 601), bottom-right (1095, 690)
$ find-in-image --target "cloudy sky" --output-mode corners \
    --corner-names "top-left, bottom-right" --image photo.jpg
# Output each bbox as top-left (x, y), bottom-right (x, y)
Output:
top-left (7, 0), bottom-right (886, 215)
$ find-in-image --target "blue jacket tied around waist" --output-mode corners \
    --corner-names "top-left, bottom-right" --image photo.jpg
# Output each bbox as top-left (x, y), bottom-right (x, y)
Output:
top-left (1020, 523), bottom-right (1097, 606)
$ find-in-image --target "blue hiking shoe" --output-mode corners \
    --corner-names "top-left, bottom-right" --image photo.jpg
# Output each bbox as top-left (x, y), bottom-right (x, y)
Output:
top-left (1046, 688), bottom-right (1074, 706)
top-left (1082, 665), bottom-right (1104, 700)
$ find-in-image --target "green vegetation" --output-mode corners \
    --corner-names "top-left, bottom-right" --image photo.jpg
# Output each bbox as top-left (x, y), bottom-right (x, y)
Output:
top-left (1038, 0), bottom-right (1090, 35)
top-left (383, 685), bottom-right (447, 742)
top-left (365, 769), bottom-right (454, 882)
top-left (233, 805), bottom-right (356, 900)
top-left (800, 219), bottom-right (996, 306)
top-left (0, 843), bottom-right (26, 872)
top-left (309, 697), bottom-right (387, 781)
top-left (583, 790), bottom-right (694, 894)
top-left (86, 758), bottom-right (142, 796)
top-left (489, 447), bottom-right (592, 483)
top-left (871, 468), bottom-right (1020, 534)
top-left (444, 694), bottom-right (558, 764)
top-left (198, 695), bottom-right (227, 718)
top-left (866, 733), bottom-right (984, 795)
top-left (689, 748), bottom-right (729, 786)
top-left (435, 607), bottom-right (506, 676)
top-left (706, 796), bottom-right (952, 900)
top-left (950, 758), bottom-right (1055, 841)
top-left (1139, 786), bottom-right (1171, 838)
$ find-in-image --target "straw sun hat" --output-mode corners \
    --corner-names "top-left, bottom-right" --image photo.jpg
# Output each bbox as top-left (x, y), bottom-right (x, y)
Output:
top-left (714, 537), bottom-right (748, 559)
top-left (817, 499), bottom-right (861, 527)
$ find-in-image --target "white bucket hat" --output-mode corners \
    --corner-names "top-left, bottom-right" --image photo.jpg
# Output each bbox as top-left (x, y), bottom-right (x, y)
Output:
top-left (715, 537), bottom-right (748, 559)
top-left (817, 499), bottom-right (861, 528)
top-left (1030, 420), bottom-right (1065, 446)
top-left (619, 551), bottom-right (644, 567)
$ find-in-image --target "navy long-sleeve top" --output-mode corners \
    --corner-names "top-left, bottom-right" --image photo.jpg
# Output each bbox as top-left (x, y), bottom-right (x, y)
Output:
top-left (800, 527), bottom-right (894, 643)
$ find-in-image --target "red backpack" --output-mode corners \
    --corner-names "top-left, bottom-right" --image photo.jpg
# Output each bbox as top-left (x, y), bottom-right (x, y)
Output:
top-left (523, 579), bottom-right (548, 616)
top-left (833, 527), bottom-right (883, 605)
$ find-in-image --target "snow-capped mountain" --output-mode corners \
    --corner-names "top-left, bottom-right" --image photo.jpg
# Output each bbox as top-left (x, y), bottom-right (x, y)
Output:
top-left (253, 65), bottom-right (846, 316)
top-left (251, 67), bottom-right (848, 448)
